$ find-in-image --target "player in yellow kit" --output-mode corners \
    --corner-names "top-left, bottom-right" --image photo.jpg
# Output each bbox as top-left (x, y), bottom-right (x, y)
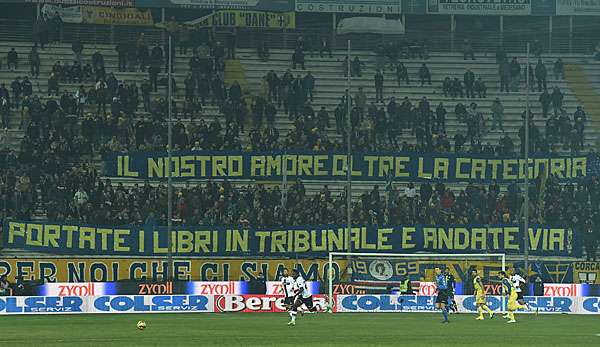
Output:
top-left (500, 270), bottom-right (527, 323)
top-left (472, 269), bottom-right (494, 320)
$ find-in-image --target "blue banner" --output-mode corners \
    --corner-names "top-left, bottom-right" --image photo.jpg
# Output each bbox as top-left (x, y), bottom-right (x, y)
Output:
top-left (3, 220), bottom-right (580, 257)
top-left (0, 295), bottom-right (212, 314)
top-left (337, 295), bottom-right (583, 313)
top-left (102, 151), bottom-right (599, 183)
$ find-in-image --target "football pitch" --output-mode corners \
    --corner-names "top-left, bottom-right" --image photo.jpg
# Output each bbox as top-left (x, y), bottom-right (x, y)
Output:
top-left (1, 313), bottom-right (598, 346)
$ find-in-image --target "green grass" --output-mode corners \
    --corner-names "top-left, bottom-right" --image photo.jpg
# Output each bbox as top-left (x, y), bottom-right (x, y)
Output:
top-left (0, 313), bottom-right (598, 346)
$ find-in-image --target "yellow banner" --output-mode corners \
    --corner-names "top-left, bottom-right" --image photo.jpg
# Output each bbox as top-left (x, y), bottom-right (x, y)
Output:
top-left (188, 10), bottom-right (295, 29)
top-left (0, 258), bottom-right (573, 284)
top-left (573, 261), bottom-right (600, 284)
top-left (0, 258), bottom-right (346, 283)
top-left (82, 6), bottom-right (154, 26)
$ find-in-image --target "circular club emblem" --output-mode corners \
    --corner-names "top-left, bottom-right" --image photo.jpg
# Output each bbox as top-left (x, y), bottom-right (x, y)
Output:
top-left (368, 260), bottom-right (393, 281)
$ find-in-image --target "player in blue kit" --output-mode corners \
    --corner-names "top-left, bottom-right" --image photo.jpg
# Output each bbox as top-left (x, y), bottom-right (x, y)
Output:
top-left (444, 268), bottom-right (457, 313)
top-left (434, 267), bottom-right (450, 323)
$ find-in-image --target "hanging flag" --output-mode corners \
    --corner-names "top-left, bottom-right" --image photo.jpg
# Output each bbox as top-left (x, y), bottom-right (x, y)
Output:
top-left (184, 10), bottom-right (295, 29)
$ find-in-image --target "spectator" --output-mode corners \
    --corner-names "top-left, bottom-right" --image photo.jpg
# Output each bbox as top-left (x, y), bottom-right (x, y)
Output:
top-left (292, 47), bottom-right (305, 70)
top-left (553, 58), bottom-right (564, 80)
top-left (535, 59), bottom-right (547, 92)
top-left (491, 97), bottom-right (504, 132)
top-left (303, 72), bottom-right (315, 102)
top-left (499, 59), bottom-right (511, 93)
top-left (451, 78), bottom-right (463, 98)
top-left (11, 77), bottom-right (22, 108)
top-left (396, 62), bottom-right (409, 85)
top-left (435, 102), bottom-right (446, 133)
top-left (7, 48), bottom-right (18, 70)
top-left (0, 96), bottom-right (9, 129)
top-left (418, 63), bottom-right (431, 86)
top-left (351, 57), bottom-right (362, 77)
top-left (531, 39), bottom-right (543, 57)
top-left (464, 69), bottom-right (475, 98)
top-left (21, 76), bottom-right (32, 98)
top-left (47, 72), bottom-right (59, 96)
top-left (28, 46), bottom-right (40, 78)
top-left (461, 39), bottom-right (475, 60)
top-left (266, 70), bottom-right (279, 102)
top-left (474, 77), bottom-right (487, 98)
top-left (539, 89), bottom-right (552, 118)
top-left (92, 50), bottom-right (105, 75)
top-left (72, 39), bottom-right (83, 65)
top-left (319, 36), bottom-right (332, 58)
top-left (137, 33), bottom-right (149, 72)
top-left (551, 87), bottom-right (563, 116)
top-left (509, 57), bottom-right (521, 92)
top-left (95, 79), bottom-right (107, 115)
top-left (116, 40), bottom-right (128, 72)
top-left (574, 106), bottom-right (587, 150)
top-left (442, 77), bottom-right (451, 97)
top-left (374, 69), bottom-right (384, 103)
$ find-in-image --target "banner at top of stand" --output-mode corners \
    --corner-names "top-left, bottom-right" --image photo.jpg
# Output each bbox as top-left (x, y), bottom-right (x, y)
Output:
top-left (427, 0), bottom-right (533, 15)
top-left (556, 0), bottom-right (600, 16)
top-left (102, 151), bottom-right (599, 184)
top-left (295, 0), bottom-right (402, 14)
top-left (0, 0), bottom-right (135, 6)
top-left (135, 0), bottom-right (294, 11)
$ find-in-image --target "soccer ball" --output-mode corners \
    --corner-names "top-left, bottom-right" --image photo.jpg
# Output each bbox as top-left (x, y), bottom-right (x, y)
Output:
top-left (137, 321), bottom-right (147, 330)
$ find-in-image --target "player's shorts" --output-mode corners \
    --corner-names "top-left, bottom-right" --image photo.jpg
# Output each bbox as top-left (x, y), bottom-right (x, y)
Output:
top-left (516, 291), bottom-right (524, 301)
top-left (475, 291), bottom-right (486, 305)
top-left (284, 296), bottom-right (294, 306)
top-left (297, 296), bottom-right (314, 309)
top-left (507, 293), bottom-right (518, 311)
top-left (435, 291), bottom-right (449, 305)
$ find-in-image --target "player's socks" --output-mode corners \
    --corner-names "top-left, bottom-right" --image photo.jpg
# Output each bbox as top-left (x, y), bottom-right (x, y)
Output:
top-left (477, 306), bottom-right (484, 319)
top-left (483, 305), bottom-right (493, 317)
top-left (288, 311), bottom-right (297, 325)
top-left (442, 307), bottom-right (449, 322)
top-left (506, 312), bottom-right (516, 323)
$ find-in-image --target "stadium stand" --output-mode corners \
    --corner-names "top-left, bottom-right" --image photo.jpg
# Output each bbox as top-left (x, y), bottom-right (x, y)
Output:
top-left (0, 9), bottom-right (599, 261)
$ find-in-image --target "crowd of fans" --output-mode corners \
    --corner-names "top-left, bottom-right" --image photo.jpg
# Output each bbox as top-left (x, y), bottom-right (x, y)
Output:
top-left (1, 156), bottom-right (598, 259)
top-left (0, 29), bottom-right (598, 259)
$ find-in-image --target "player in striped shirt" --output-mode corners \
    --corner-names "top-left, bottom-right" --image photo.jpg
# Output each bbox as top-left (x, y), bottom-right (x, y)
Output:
top-left (280, 268), bottom-right (296, 310)
top-left (287, 269), bottom-right (321, 326)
